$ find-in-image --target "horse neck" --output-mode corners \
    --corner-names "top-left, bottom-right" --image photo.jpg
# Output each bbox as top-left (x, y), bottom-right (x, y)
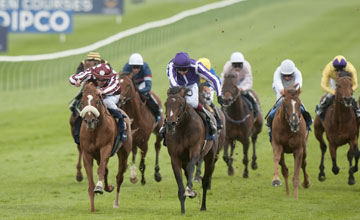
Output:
top-left (123, 91), bottom-right (146, 118)
top-left (229, 95), bottom-right (246, 116)
top-left (333, 97), bottom-right (354, 122)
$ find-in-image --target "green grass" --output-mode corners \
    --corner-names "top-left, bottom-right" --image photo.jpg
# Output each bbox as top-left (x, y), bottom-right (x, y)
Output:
top-left (1, 0), bottom-right (360, 219)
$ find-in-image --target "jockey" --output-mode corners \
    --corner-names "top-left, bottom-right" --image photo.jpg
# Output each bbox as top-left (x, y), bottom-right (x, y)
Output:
top-left (315, 55), bottom-right (359, 118)
top-left (122, 53), bottom-right (161, 122)
top-left (162, 52), bottom-right (223, 140)
top-left (69, 63), bottom-right (127, 147)
top-left (266, 59), bottom-right (313, 141)
top-left (220, 52), bottom-right (259, 117)
top-left (69, 52), bottom-right (109, 114)
top-left (198, 57), bottom-right (223, 129)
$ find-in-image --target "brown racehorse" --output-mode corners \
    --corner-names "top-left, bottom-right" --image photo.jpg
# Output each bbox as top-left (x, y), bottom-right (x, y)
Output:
top-left (314, 71), bottom-right (360, 185)
top-left (118, 72), bottom-right (164, 185)
top-left (164, 86), bottom-right (218, 214)
top-left (194, 83), bottom-right (226, 183)
top-left (221, 73), bottom-right (263, 177)
top-left (271, 84), bottom-right (310, 199)
top-left (79, 82), bottom-right (132, 212)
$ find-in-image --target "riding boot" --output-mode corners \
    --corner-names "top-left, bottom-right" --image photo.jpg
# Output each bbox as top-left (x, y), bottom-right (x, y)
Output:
top-left (300, 104), bottom-right (313, 130)
top-left (197, 105), bottom-right (217, 140)
top-left (159, 123), bottom-right (167, 146)
top-left (108, 108), bottom-right (127, 142)
top-left (210, 102), bottom-right (223, 129)
top-left (316, 95), bottom-right (333, 119)
top-left (243, 91), bottom-right (258, 117)
top-left (351, 98), bottom-right (360, 118)
top-left (69, 90), bottom-right (83, 116)
top-left (74, 116), bottom-right (82, 144)
top-left (145, 92), bottom-right (162, 122)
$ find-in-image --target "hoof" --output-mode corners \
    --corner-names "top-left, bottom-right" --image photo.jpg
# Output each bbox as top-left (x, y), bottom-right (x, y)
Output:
top-left (76, 175), bottom-right (83, 182)
top-left (348, 177), bottom-right (356, 185)
top-left (272, 180), bottom-right (281, 186)
top-left (194, 176), bottom-right (202, 183)
top-left (141, 178), bottom-right (146, 185)
top-left (105, 184), bottom-right (114, 193)
top-left (154, 173), bottom-right (162, 182)
top-left (94, 185), bottom-right (103, 194)
top-left (113, 200), bottom-right (119, 209)
top-left (243, 172), bottom-right (249, 178)
top-left (251, 161), bottom-right (258, 170)
top-left (184, 187), bottom-right (197, 198)
top-left (130, 177), bottom-right (138, 184)
top-left (302, 181), bottom-right (311, 188)
top-left (318, 174), bottom-right (326, 182)
top-left (228, 167), bottom-right (234, 176)
top-left (200, 207), bottom-right (207, 211)
top-left (332, 166), bottom-right (340, 175)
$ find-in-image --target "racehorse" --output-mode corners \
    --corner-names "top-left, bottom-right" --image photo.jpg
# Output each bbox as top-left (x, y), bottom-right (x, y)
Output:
top-left (164, 86), bottom-right (218, 214)
top-left (271, 84), bottom-right (310, 199)
top-left (194, 83), bottom-right (226, 183)
top-left (221, 73), bottom-right (263, 178)
top-left (79, 82), bottom-right (132, 212)
top-left (118, 72), bottom-right (164, 185)
top-left (314, 71), bottom-right (360, 185)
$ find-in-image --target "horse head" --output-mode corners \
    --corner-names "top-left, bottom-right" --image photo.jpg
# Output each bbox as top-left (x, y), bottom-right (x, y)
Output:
top-left (336, 71), bottom-right (353, 107)
top-left (80, 82), bottom-right (103, 130)
top-left (221, 73), bottom-right (239, 107)
top-left (283, 84), bottom-right (301, 132)
top-left (199, 83), bottom-right (212, 106)
top-left (118, 72), bottom-right (136, 107)
top-left (164, 86), bottom-right (189, 134)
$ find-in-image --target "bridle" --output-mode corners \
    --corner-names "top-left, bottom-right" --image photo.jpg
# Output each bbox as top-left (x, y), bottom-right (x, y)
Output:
top-left (283, 98), bottom-right (301, 133)
top-left (118, 76), bottom-right (136, 107)
top-left (165, 95), bottom-right (188, 132)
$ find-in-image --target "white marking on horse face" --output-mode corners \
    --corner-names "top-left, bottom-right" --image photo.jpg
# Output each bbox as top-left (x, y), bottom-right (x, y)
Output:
top-left (170, 110), bottom-right (174, 117)
top-left (120, 79), bottom-right (124, 83)
top-left (291, 99), bottom-right (296, 114)
top-left (87, 95), bottom-right (93, 106)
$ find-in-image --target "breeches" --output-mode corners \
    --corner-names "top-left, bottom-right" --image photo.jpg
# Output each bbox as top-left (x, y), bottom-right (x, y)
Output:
top-left (103, 95), bottom-right (120, 110)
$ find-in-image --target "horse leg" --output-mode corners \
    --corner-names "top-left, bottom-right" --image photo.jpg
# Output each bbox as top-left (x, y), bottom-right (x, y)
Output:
top-left (272, 143), bottom-right (282, 186)
top-left (76, 143), bottom-right (83, 182)
top-left (139, 145), bottom-right (148, 185)
top-left (301, 145), bottom-right (311, 188)
top-left (201, 149), bottom-right (216, 211)
top-left (227, 141), bottom-right (236, 176)
top-left (154, 133), bottom-right (162, 182)
top-left (171, 157), bottom-right (186, 214)
top-left (130, 146), bottom-right (138, 184)
top-left (194, 158), bottom-right (203, 183)
top-left (293, 149), bottom-right (303, 199)
top-left (104, 166), bottom-right (114, 193)
top-left (314, 117), bottom-right (327, 181)
top-left (114, 148), bottom-right (129, 208)
top-left (354, 142), bottom-right (360, 173)
top-left (242, 139), bottom-right (250, 178)
top-left (329, 143), bottom-right (340, 175)
top-left (279, 153), bottom-right (289, 196)
top-left (222, 139), bottom-right (230, 168)
top-left (95, 146), bottom-right (112, 194)
top-left (82, 152), bottom-right (95, 212)
top-left (184, 156), bottom-right (198, 199)
top-left (251, 134), bottom-right (258, 170)
top-left (347, 139), bottom-right (358, 185)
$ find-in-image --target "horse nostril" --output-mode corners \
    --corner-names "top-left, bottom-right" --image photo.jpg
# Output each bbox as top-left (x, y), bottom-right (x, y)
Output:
top-left (171, 122), bottom-right (176, 126)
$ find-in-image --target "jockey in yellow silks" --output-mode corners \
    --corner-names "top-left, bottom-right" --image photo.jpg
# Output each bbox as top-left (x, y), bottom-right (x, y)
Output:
top-left (315, 55), bottom-right (360, 118)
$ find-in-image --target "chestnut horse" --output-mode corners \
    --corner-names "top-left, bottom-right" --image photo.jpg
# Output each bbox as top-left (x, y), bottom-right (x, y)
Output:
top-left (164, 86), bottom-right (218, 214)
top-left (221, 73), bottom-right (263, 177)
top-left (118, 72), bottom-right (164, 185)
top-left (271, 84), bottom-right (310, 199)
top-left (314, 71), bottom-right (360, 185)
top-left (194, 83), bottom-right (226, 183)
top-left (79, 82), bottom-right (132, 212)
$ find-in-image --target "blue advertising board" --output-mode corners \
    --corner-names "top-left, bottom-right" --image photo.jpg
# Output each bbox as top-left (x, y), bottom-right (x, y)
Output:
top-left (0, 26), bottom-right (7, 52)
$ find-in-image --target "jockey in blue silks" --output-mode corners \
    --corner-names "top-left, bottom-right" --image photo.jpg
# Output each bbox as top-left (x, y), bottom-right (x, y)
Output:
top-left (266, 59), bottom-right (312, 142)
top-left (160, 52), bottom-right (223, 141)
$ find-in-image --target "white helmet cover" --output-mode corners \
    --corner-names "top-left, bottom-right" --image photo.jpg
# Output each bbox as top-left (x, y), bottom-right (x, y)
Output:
top-left (230, 52), bottom-right (244, 63)
top-left (129, 53), bottom-right (144, 65)
top-left (280, 59), bottom-right (295, 75)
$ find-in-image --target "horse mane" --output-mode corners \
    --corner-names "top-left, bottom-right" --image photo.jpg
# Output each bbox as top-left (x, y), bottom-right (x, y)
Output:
top-left (168, 86), bottom-right (184, 95)
top-left (338, 71), bottom-right (352, 78)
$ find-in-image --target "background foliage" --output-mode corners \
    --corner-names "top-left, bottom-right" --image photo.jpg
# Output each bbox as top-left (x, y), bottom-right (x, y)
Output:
top-left (1, 0), bottom-right (360, 219)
